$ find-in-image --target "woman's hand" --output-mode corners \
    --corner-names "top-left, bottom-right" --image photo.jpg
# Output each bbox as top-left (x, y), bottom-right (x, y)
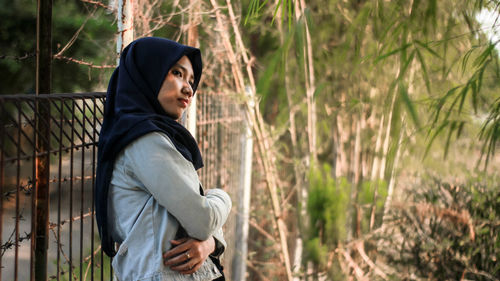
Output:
top-left (163, 237), bottom-right (216, 274)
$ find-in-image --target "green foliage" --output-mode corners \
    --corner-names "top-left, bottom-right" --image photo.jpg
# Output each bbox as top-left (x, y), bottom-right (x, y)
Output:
top-left (245, 0), bottom-right (294, 27)
top-left (378, 175), bottom-right (500, 280)
top-left (479, 96), bottom-right (500, 166)
top-left (307, 164), bottom-right (349, 246)
top-left (0, 0), bottom-right (115, 95)
top-left (304, 238), bottom-right (328, 267)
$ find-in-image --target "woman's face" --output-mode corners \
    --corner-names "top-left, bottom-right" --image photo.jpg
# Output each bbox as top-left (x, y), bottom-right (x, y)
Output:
top-left (157, 56), bottom-right (195, 120)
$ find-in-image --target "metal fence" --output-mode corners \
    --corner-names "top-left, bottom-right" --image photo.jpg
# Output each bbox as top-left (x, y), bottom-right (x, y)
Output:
top-left (0, 92), bottom-right (245, 281)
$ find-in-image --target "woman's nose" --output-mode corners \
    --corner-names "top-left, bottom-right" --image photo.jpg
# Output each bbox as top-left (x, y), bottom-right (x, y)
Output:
top-left (182, 83), bottom-right (193, 97)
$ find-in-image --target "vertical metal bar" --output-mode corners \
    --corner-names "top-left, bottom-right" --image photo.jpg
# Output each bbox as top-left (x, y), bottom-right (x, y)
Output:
top-left (57, 99), bottom-right (64, 281)
top-left (69, 102), bottom-right (75, 280)
top-left (15, 102), bottom-right (21, 281)
top-left (91, 98), bottom-right (96, 281)
top-left (80, 101), bottom-right (85, 281)
top-left (34, 101), bottom-right (50, 281)
top-left (35, 0), bottom-right (52, 280)
top-left (0, 101), bottom-right (4, 281)
top-left (31, 100), bottom-right (37, 281)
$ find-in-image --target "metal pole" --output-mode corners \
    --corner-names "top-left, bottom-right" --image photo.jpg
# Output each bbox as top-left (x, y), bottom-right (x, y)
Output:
top-left (232, 87), bottom-right (254, 281)
top-left (34, 0), bottom-right (52, 280)
top-left (185, 1), bottom-right (199, 137)
top-left (116, 0), bottom-right (134, 64)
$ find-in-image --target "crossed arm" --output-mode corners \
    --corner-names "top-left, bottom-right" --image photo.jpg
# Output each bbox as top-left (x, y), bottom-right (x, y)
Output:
top-left (126, 132), bottom-right (231, 274)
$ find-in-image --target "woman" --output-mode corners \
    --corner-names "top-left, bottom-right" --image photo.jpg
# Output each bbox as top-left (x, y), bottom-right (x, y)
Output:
top-left (95, 37), bottom-right (231, 281)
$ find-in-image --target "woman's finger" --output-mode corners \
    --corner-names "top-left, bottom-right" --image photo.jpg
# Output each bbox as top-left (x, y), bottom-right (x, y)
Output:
top-left (164, 237), bottom-right (212, 273)
top-left (164, 252), bottom-right (187, 267)
top-left (173, 260), bottom-right (203, 275)
top-left (163, 239), bottom-right (192, 259)
top-left (170, 238), bottom-right (189, 245)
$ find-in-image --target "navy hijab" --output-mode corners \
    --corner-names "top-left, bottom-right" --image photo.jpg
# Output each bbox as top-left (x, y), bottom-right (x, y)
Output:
top-left (95, 37), bottom-right (203, 257)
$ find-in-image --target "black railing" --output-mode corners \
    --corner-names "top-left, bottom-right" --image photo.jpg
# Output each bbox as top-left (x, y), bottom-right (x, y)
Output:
top-left (0, 91), bottom-right (246, 281)
top-left (0, 93), bottom-right (109, 281)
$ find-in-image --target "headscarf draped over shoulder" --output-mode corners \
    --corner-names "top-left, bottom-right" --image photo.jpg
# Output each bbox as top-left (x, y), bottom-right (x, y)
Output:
top-left (95, 37), bottom-right (203, 257)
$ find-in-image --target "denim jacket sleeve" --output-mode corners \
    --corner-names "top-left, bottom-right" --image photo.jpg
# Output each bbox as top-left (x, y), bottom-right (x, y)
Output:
top-left (124, 132), bottom-right (232, 241)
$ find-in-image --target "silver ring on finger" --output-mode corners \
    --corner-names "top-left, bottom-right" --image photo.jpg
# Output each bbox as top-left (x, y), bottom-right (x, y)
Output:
top-left (185, 252), bottom-right (191, 260)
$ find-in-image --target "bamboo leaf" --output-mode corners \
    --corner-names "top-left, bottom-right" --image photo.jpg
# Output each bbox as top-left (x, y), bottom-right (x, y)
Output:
top-left (244, 0), bottom-right (261, 25)
top-left (473, 43), bottom-right (495, 68)
top-left (375, 43), bottom-right (412, 63)
top-left (476, 59), bottom-right (490, 94)
top-left (462, 46), bottom-right (478, 75)
top-left (432, 86), bottom-right (460, 125)
top-left (456, 121), bottom-right (465, 139)
top-left (271, 0), bottom-right (283, 26)
top-left (425, 120), bottom-right (449, 158)
top-left (313, 82), bottom-right (326, 99)
top-left (443, 120), bottom-right (457, 159)
top-left (398, 49), bottom-right (416, 81)
top-left (414, 40), bottom-right (442, 59)
top-left (479, 97), bottom-right (500, 167)
top-left (399, 81), bottom-right (420, 129)
top-left (440, 84), bottom-right (465, 124)
top-left (470, 79), bottom-right (478, 114)
top-left (457, 82), bottom-right (469, 114)
top-left (415, 48), bottom-right (431, 94)
top-left (442, 85), bottom-right (464, 123)
top-left (462, 11), bottom-right (474, 33)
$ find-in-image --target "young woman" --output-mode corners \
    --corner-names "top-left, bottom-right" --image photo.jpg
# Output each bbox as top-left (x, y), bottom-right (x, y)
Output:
top-left (95, 37), bottom-right (231, 281)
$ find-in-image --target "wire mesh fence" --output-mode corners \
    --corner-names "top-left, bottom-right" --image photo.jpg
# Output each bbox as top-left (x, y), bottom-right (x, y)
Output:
top-left (0, 92), bottom-right (245, 280)
top-left (195, 91), bottom-right (246, 280)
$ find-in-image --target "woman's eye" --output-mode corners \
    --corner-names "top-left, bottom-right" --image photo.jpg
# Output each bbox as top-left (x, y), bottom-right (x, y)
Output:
top-left (172, 70), bottom-right (182, 77)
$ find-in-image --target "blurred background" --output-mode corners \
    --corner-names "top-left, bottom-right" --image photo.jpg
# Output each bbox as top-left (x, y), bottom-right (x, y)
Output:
top-left (0, 0), bottom-right (499, 280)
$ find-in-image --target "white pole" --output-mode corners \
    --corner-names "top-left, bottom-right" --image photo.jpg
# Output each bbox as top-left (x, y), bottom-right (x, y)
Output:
top-left (232, 87), bottom-right (254, 280)
top-left (185, 96), bottom-right (197, 137)
top-left (116, 0), bottom-right (134, 64)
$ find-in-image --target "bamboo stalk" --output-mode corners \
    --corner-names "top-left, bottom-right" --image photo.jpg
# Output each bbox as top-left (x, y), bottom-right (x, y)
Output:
top-left (382, 117), bottom-right (406, 225)
top-left (370, 115), bottom-right (385, 182)
top-left (295, 0), bottom-right (317, 161)
top-left (379, 92), bottom-right (396, 180)
top-left (291, 1), bottom-right (318, 277)
top-left (275, 2), bottom-right (306, 279)
top-left (211, 0), bottom-right (293, 279)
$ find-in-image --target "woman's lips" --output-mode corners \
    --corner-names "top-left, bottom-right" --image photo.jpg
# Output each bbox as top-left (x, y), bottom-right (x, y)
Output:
top-left (178, 98), bottom-right (189, 108)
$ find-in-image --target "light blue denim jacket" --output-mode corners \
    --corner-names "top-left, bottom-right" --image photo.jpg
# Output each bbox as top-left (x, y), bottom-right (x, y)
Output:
top-left (108, 132), bottom-right (232, 281)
